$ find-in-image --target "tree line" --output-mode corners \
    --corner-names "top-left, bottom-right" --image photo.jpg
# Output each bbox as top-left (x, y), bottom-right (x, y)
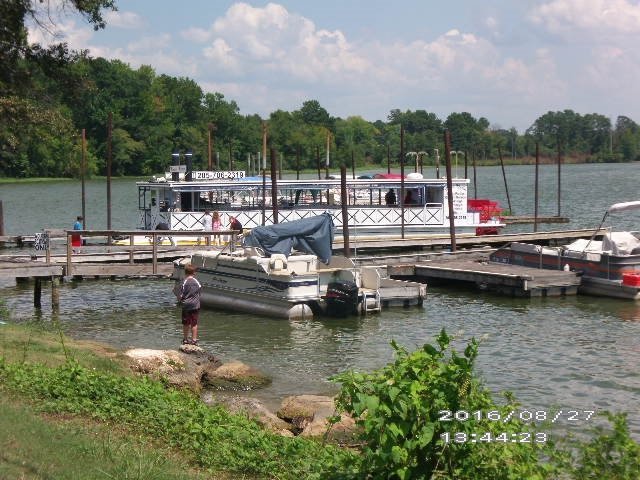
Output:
top-left (2, 1), bottom-right (639, 179)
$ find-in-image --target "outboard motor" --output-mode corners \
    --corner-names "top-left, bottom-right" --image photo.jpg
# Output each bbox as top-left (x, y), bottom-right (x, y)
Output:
top-left (324, 280), bottom-right (359, 317)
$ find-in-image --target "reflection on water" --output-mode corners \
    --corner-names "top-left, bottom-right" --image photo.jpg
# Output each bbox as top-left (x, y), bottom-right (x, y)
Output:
top-left (2, 278), bottom-right (640, 436)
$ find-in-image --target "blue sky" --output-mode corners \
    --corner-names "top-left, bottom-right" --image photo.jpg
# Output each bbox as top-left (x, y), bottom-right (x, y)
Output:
top-left (28, 0), bottom-right (640, 132)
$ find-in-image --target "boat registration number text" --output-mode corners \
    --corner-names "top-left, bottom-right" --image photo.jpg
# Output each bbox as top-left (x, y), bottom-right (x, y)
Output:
top-left (192, 171), bottom-right (245, 180)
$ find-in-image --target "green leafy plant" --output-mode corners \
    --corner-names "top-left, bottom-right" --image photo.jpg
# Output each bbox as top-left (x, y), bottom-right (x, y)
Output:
top-left (0, 358), bottom-right (358, 479)
top-left (553, 412), bottom-right (640, 480)
top-left (331, 329), bottom-right (556, 479)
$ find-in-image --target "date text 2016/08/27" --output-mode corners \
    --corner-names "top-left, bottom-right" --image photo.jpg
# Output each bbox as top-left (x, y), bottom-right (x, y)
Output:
top-left (438, 409), bottom-right (595, 424)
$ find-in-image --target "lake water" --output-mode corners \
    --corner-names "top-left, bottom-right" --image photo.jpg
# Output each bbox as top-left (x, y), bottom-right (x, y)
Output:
top-left (1, 163), bottom-right (640, 437)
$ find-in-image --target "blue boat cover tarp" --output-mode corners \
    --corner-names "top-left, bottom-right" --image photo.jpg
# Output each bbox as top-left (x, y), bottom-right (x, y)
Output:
top-left (242, 213), bottom-right (334, 264)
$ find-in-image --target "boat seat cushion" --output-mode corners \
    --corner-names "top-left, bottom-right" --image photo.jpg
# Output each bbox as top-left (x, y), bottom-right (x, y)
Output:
top-left (603, 232), bottom-right (640, 255)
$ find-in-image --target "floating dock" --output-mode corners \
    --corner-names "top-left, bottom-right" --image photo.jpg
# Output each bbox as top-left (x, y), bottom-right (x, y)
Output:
top-left (502, 215), bottom-right (569, 224)
top-left (387, 253), bottom-right (581, 297)
top-left (0, 228), bottom-right (605, 308)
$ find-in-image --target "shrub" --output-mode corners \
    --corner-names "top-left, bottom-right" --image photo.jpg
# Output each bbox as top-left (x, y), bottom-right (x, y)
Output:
top-left (332, 329), bottom-right (558, 479)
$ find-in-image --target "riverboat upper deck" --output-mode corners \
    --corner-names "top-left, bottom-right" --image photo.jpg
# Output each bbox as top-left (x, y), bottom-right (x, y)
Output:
top-left (135, 171), bottom-right (503, 236)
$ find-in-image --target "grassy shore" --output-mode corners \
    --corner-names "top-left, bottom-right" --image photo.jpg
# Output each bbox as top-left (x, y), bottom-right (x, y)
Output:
top-left (0, 322), bottom-right (211, 479)
top-left (0, 321), bottom-right (356, 479)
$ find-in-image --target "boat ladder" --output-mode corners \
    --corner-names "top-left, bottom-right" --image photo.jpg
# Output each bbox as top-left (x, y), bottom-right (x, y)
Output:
top-left (360, 288), bottom-right (381, 314)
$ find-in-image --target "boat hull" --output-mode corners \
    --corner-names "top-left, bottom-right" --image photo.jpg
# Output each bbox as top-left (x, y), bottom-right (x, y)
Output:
top-left (490, 243), bottom-right (640, 300)
top-left (578, 277), bottom-right (640, 300)
top-left (490, 245), bottom-right (640, 280)
top-left (199, 287), bottom-right (314, 319)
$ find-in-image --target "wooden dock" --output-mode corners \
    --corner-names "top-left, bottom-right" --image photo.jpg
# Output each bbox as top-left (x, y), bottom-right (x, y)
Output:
top-left (387, 254), bottom-right (581, 297)
top-left (502, 215), bottom-right (569, 224)
top-left (335, 227), bottom-right (603, 252)
top-left (0, 227), bottom-right (600, 308)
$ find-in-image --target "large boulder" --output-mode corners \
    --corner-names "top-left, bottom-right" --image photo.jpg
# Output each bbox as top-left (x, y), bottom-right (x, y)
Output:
top-left (277, 394), bottom-right (358, 442)
top-left (203, 393), bottom-right (293, 436)
top-left (125, 347), bottom-right (220, 392)
top-left (125, 348), bottom-right (270, 393)
top-left (202, 359), bottom-right (271, 391)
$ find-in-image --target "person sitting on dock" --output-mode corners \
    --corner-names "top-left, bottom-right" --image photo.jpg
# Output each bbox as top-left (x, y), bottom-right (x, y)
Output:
top-left (154, 221), bottom-right (175, 246)
top-left (229, 216), bottom-right (242, 232)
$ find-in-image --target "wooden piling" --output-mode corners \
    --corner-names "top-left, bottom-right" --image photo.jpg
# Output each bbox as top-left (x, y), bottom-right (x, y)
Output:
top-left (261, 170), bottom-right (266, 226)
top-left (534, 142), bottom-right (540, 233)
top-left (400, 125), bottom-right (405, 239)
top-left (444, 130), bottom-right (457, 253)
top-left (261, 121), bottom-right (267, 173)
top-left (66, 234), bottom-right (72, 276)
top-left (51, 276), bottom-right (60, 309)
top-left (107, 112), bottom-right (113, 241)
top-left (81, 128), bottom-right (86, 228)
top-left (340, 165), bottom-right (350, 257)
top-left (152, 233), bottom-right (158, 274)
top-left (0, 200), bottom-right (4, 237)
top-left (472, 148), bottom-right (477, 199)
top-left (557, 138), bottom-right (562, 216)
top-left (34, 277), bottom-right (42, 309)
top-left (498, 145), bottom-right (513, 214)
top-left (270, 148), bottom-right (279, 224)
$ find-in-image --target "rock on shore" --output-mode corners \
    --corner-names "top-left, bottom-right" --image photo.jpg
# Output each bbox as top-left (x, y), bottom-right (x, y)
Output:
top-left (124, 347), bottom-right (357, 441)
top-left (124, 346), bottom-right (270, 393)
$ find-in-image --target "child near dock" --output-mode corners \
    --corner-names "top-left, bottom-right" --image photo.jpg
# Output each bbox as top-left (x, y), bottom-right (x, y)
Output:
top-left (177, 263), bottom-right (202, 345)
top-left (72, 216), bottom-right (83, 253)
top-left (212, 211), bottom-right (221, 245)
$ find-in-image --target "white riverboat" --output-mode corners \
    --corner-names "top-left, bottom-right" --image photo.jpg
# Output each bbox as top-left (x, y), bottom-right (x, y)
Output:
top-left (171, 214), bottom-right (426, 319)
top-left (135, 169), bottom-right (503, 240)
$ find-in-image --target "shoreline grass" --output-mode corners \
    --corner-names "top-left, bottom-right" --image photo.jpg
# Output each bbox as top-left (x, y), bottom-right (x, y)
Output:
top-left (0, 392), bottom-right (214, 480)
top-left (0, 321), bottom-right (357, 479)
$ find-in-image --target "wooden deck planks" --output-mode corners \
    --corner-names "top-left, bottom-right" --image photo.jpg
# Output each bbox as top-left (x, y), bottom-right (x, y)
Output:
top-left (388, 257), bottom-right (581, 297)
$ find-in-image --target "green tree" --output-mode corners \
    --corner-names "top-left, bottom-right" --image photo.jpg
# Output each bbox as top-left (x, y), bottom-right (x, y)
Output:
top-left (0, 0), bottom-right (116, 95)
top-left (334, 116), bottom-right (380, 167)
top-left (294, 99), bottom-right (333, 130)
top-left (0, 96), bottom-right (77, 177)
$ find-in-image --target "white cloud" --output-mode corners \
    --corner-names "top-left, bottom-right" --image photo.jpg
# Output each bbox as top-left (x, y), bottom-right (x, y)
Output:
top-left (182, 27), bottom-right (212, 43)
top-left (530, 0), bottom-right (640, 35)
top-left (200, 2), bottom-right (370, 82)
top-left (203, 39), bottom-right (240, 72)
top-left (104, 10), bottom-right (144, 29)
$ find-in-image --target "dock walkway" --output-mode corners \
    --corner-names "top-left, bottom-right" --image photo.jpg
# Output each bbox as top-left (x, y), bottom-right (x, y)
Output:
top-left (0, 228), bottom-right (602, 307)
top-left (388, 254), bottom-right (581, 297)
